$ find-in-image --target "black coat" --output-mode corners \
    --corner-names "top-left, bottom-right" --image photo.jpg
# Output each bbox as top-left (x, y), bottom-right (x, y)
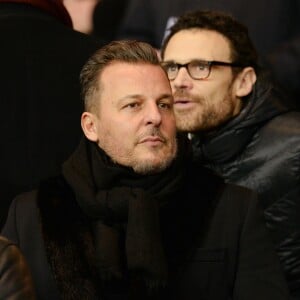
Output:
top-left (1, 165), bottom-right (289, 300)
top-left (0, 3), bottom-right (103, 227)
top-left (191, 75), bottom-right (300, 297)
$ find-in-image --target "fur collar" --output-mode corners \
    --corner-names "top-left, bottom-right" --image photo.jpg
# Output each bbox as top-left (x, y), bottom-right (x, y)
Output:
top-left (37, 176), bottom-right (100, 299)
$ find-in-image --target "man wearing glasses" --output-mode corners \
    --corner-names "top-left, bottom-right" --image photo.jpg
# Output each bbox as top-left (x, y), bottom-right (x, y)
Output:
top-left (161, 10), bottom-right (300, 299)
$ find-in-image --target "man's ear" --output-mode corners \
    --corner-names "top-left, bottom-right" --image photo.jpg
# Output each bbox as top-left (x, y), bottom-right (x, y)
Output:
top-left (234, 67), bottom-right (257, 97)
top-left (81, 112), bottom-right (98, 142)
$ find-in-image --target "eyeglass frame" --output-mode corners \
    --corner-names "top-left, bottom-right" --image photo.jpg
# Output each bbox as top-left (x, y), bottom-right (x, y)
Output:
top-left (161, 59), bottom-right (244, 80)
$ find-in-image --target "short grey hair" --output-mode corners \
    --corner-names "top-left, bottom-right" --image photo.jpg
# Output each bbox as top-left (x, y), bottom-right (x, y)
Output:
top-left (80, 40), bottom-right (160, 112)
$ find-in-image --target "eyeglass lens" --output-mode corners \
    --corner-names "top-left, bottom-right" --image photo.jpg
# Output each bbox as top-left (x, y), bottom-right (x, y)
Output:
top-left (163, 61), bottom-right (211, 80)
top-left (162, 60), bottom-right (241, 80)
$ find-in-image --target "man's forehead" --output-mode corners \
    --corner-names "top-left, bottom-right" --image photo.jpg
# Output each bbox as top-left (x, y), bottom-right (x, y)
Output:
top-left (100, 61), bottom-right (161, 79)
top-left (99, 62), bottom-right (172, 101)
top-left (164, 29), bottom-right (231, 61)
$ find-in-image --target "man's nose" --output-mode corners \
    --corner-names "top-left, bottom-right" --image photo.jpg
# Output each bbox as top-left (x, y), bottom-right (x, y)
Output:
top-left (145, 102), bottom-right (162, 126)
top-left (172, 67), bottom-right (193, 90)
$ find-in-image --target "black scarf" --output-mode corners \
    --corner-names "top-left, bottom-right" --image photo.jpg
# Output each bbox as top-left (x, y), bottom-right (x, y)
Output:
top-left (62, 137), bottom-right (187, 294)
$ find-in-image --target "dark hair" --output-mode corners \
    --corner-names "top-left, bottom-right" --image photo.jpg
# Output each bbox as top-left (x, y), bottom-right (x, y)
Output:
top-left (80, 40), bottom-right (160, 111)
top-left (161, 10), bottom-right (258, 72)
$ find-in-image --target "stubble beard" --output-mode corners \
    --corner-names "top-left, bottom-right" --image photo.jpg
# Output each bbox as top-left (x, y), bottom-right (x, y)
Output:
top-left (132, 135), bottom-right (178, 175)
top-left (98, 126), bottom-right (178, 175)
top-left (104, 127), bottom-right (178, 175)
top-left (174, 91), bottom-right (236, 133)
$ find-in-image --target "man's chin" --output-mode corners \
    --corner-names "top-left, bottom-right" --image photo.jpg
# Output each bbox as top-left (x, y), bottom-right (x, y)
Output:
top-left (132, 152), bottom-right (175, 175)
top-left (133, 162), bottom-right (167, 175)
top-left (176, 121), bottom-right (199, 132)
top-left (175, 111), bottom-right (202, 132)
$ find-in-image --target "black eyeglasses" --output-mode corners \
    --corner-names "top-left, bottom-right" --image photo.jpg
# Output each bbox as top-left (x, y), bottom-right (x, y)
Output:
top-left (161, 59), bottom-right (243, 80)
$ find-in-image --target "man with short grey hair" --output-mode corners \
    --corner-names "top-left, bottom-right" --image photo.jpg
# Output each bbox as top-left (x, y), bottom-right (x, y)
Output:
top-left (2, 40), bottom-right (289, 300)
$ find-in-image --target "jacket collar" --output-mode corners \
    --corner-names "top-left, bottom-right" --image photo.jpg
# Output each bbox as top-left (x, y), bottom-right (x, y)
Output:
top-left (192, 73), bottom-right (290, 163)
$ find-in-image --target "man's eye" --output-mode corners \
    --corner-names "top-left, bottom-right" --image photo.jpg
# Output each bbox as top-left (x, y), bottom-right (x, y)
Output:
top-left (167, 64), bottom-right (177, 72)
top-left (158, 102), bottom-right (172, 109)
top-left (194, 63), bottom-right (207, 71)
top-left (124, 102), bottom-right (139, 109)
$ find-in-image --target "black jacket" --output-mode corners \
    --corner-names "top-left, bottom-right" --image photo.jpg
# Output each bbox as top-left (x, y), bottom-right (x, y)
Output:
top-left (0, 236), bottom-right (36, 299)
top-left (191, 75), bottom-right (300, 297)
top-left (0, 2), bottom-right (103, 228)
top-left (1, 164), bottom-right (289, 299)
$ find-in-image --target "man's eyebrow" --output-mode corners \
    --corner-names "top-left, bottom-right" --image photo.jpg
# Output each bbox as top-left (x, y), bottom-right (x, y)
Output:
top-left (118, 94), bottom-right (142, 102)
top-left (158, 93), bottom-right (174, 101)
top-left (118, 93), bottom-right (173, 102)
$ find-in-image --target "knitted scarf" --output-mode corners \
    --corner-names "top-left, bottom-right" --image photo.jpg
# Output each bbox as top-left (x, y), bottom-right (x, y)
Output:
top-left (0, 0), bottom-right (72, 27)
top-left (62, 137), bottom-right (187, 294)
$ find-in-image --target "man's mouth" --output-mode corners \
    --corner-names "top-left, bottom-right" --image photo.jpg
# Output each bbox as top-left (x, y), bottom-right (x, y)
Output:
top-left (174, 98), bottom-right (190, 103)
top-left (174, 99), bottom-right (195, 109)
top-left (140, 136), bottom-right (163, 142)
top-left (139, 136), bottom-right (164, 146)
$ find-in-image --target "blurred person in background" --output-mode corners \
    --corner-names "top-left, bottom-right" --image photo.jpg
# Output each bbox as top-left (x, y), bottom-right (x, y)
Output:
top-left (92, 0), bottom-right (129, 44)
top-left (63, 0), bottom-right (100, 34)
top-left (0, 0), bottom-right (103, 229)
